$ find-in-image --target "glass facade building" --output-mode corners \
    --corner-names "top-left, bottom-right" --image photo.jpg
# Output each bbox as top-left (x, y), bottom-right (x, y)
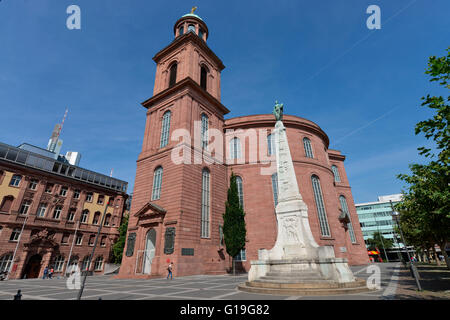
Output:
top-left (355, 194), bottom-right (403, 249)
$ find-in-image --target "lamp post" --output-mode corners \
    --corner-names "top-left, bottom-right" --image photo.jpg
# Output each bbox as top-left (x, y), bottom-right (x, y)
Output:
top-left (390, 200), bottom-right (422, 291)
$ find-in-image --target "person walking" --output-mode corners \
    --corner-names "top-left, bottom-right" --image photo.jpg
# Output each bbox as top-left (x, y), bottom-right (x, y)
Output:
top-left (48, 267), bottom-right (54, 279)
top-left (167, 262), bottom-right (173, 280)
top-left (43, 266), bottom-right (49, 279)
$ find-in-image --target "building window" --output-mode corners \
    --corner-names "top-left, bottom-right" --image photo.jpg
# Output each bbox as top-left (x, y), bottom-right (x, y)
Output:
top-left (53, 206), bottom-right (62, 219)
top-left (67, 209), bottom-right (75, 222)
top-left (332, 165), bottom-right (341, 182)
top-left (88, 234), bottom-right (95, 246)
top-left (76, 234), bottom-right (83, 246)
top-left (169, 63), bottom-right (177, 87)
top-left (59, 186), bottom-right (68, 197)
top-left (104, 214), bottom-right (111, 226)
top-left (230, 137), bottom-right (241, 160)
top-left (201, 113), bottom-right (209, 149)
top-left (37, 203), bottom-right (47, 217)
top-left (235, 249), bottom-right (246, 261)
top-left (0, 254), bottom-right (13, 273)
top-left (81, 210), bottom-right (89, 223)
top-left (100, 236), bottom-right (107, 247)
top-left (86, 193), bottom-right (93, 202)
top-left (271, 173), bottom-right (279, 207)
top-left (28, 179), bottom-right (38, 190)
top-left (151, 166), bottom-right (163, 201)
top-left (188, 24), bottom-right (195, 33)
top-left (9, 175), bottom-right (22, 187)
top-left (61, 233), bottom-right (70, 244)
top-left (311, 175), bottom-right (331, 237)
top-left (45, 183), bottom-right (54, 193)
top-left (81, 256), bottom-right (89, 271)
top-left (236, 176), bottom-right (244, 208)
top-left (94, 256), bottom-right (103, 271)
top-left (179, 26), bottom-right (184, 35)
top-left (303, 137), bottom-right (314, 158)
top-left (200, 65), bottom-right (208, 90)
top-left (73, 190), bottom-right (80, 199)
top-left (201, 168), bottom-right (210, 238)
top-left (53, 256), bottom-right (65, 272)
top-left (0, 196), bottom-right (14, 212)
top-left (267, 133), bottom-right (275, 156)
top-left (340, 196), bottom-right (357, 243)
top-left (19, 200), bottom-right (31, 215)
top-left (93, 212), bottom-right (101, 225)
top-left (97, 195), bottom-right (104, 205)
top-left (10, 228), bottom-right (21, 241)
top-left (198, 28), bottom-right (204, 39)
top-left (160, 110), bottom-right (171, 148)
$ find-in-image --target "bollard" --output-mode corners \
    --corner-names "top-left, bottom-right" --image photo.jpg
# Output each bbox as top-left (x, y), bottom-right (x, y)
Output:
top-left (13, 290), bottom-right (22, 300)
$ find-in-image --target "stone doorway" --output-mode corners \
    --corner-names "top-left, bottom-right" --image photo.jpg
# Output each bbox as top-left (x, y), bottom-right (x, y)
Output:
top-left (23, 254), bottom-right (42, 279)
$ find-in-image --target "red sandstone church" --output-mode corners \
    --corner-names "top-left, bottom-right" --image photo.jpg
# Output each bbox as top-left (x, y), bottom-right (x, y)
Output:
top-left (117, 10), bottom-right (369, 279)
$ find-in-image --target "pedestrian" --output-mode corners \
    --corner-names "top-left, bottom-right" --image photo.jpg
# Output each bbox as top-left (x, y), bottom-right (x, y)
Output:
top-left (43, 266), bottom-right (48, 279)
top-left (167, 262), bottom-right (173, 280)
top-left (49, 267), bottom-right (54, 279)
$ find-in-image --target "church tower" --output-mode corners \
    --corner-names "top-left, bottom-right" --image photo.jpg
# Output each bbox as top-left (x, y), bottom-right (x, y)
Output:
top-left (118, 9), bottom-right (230, 278)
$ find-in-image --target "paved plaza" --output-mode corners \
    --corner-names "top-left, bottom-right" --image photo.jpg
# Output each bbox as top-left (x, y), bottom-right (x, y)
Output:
top-left (0, 263), bottom-right (401, 300)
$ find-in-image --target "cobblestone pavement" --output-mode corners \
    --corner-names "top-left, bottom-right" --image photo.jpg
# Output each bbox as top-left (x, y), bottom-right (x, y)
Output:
top-left (0, 263), bottom-right (406, 300)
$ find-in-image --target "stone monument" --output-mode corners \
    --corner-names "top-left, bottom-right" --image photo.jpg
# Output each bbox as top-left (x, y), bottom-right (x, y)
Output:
top-left (238, 102), bottom-right (370, 295)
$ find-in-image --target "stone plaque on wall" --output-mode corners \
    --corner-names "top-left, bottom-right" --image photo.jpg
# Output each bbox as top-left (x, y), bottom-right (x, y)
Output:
top-left (181, 248), bottom-right (194, 256)
top-left (164, 227), bottom-right (175, 254)
top-left (125, 232), bottom-right (136, 257)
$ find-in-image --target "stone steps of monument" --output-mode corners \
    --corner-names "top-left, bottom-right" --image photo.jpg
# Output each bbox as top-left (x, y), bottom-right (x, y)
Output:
top-left (238, 283), bottom-right (372, 296)
top-left (265, 271), bottom-right (322, 278)
top-left (249, 278), bottom-right (366, 289)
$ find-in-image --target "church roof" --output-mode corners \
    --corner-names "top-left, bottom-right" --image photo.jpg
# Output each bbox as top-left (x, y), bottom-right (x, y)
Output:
top-left (181, 13), bottom-right (203, 21)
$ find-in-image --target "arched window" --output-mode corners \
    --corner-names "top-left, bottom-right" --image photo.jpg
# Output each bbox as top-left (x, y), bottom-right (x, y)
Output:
top-left (331, 165), bottom-right (341, 182)
top-left (53, 255), bottom-right (65, 272)
top-left (339, 196), bottom-right (357, 243)
top-left (37, 203), bottom-right (47, 217)
top-left (89, 234), bottom-right (96, 246)
top-left (230, 137), bottom-right (241, 160)
top-left (198, 28), bottom-right (204, 39)
top-left (151, 166), bottom-right (163, 200)
top-left (178, 26), bottom-right (184, 36)
top-left (81, 256), bottom-right (90, 271)
top-left (201, 113), bottom-right (209, 149)
top-left (0, 196), bottom-right (14, 213)
top-left (160, 110), bottom-right (171, 148)
top-left (267, 133), bottom-right (275, 156)
top-left (81, 210), bottom-right (89, 223)
top-left (188, 24), bottom-right (195, 33)
top-left (93, 212), bottom-right (101, 225)
top-left (169, 63), bottom-right (177, 87)
top-left (68, 257), bottom-right (78, 273)
top-left (201, 168), bottom-right (210, 238)
top-left (94, 256), bottom-right (104, 271)
top-left (303, 137), bottom-right (314, 158)
top-left (311, 175), bottom-right (331, 237)
top-left (235, 176), bottom-right (244, 208)
top-left (271, 173), bottom-right (279, 207)
top-left (0, 253), bottom-right (13, 272)
top-left (200, 65), bottom-right (208, 90)
top-left (104, 214), bottom-right (111, 226)
top-left (100, 236), bottom-right (107, 247)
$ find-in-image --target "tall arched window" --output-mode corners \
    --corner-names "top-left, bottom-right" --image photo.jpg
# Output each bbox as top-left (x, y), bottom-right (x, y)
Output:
top-left (271, 173), bottom-right (279, 207)
top-left (53, 255), bottom-right (65, 271)
top-left (311, 175), bottom-right (331, 237)
top-left (81, 209), bottom-right (89, 223)
top-left (178, 26), bottom-right (184, 36)
top-left (303, 137), bottom-right (314, 158)
top-left (0, 254), bottom-right (13, 272)
top-left (94, 256), bottom-right (104, 271)
top-left (188, 24), bottom-right (196, 33)
top-left (200, 65), bottom-right (208, 90)
top-left (201, 168), bottom-right (210, 238)
top-left (235, 176), bottom-right (244, 208)
top-left (81, 256), bottom-right (90, 271)
top-left (339, 195), bottom-right (357, 243)
top-left (160, 110), bottom-right (171, 148)
top-left (93, 212), bottom-right (101, 225)
top-left (0, 196), bottom-right (14, 212)
top-left (198, 28), bottom-right (204, 39)
top-left (169, 63), bottom-right (177, 87)
top-left (230, 137), bottom-right (241, 160)
top-left (267, 133), bottom-right (275, 156)
top-left (201, 113), bottom-right (209, 149)
top-left (332, 165), bottom-right (341, 182)
top-left (151, 167), bottom-right (163, 200)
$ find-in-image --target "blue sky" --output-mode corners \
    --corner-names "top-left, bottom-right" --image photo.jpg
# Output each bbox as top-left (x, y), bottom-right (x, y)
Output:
top-left (0, 0), bottom-right (448, 203)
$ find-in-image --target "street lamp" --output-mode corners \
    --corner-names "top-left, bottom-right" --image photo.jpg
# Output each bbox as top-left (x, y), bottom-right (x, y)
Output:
top-left (390, 200), bottom-right (422, 291)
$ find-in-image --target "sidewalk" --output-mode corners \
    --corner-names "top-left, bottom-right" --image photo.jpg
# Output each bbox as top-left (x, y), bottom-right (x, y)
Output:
top-left (394, 263), bottom-right (450, 300)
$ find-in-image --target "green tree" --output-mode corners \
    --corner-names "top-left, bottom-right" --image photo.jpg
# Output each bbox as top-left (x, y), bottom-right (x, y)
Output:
top-left (222, 172), bottom-right (246, 275)
top-left (397, 47), bottom-right (450, 269)
top-left (111, 214), bottom-right (129, 264)
top-left (366, 231), bottom-right (393, 261)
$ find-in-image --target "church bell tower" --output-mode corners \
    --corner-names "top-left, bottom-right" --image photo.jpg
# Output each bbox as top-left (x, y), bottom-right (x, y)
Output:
top-left (118, 8), bottom-right (230, 278)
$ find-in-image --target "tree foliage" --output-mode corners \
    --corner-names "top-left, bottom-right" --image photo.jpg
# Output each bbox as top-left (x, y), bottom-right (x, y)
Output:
top-left (222, 172), bottom-right (246, 272)
top-left (111, 213), bottom-right (129, 264)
